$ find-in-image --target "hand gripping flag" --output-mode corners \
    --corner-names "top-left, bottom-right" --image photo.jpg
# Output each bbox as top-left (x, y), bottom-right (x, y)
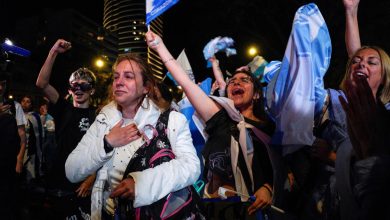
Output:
top-left (146, 0), bottom-right (179, 25)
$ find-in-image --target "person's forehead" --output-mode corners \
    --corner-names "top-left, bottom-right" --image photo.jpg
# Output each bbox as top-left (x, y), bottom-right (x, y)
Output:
top-left (356, 48), bottom-right (380, 58)
top-left (117, 59), bottom-right (142, 72)
top-left (232, 72), bottom-right (251, 78)
top-left (70, 79), bottom-right (90, 84)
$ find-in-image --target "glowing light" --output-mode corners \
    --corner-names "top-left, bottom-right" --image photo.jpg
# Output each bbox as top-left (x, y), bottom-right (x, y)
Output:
top-left (248, 47), bottom-right (258, 57)
top-left (4, 38), bottom-right (13, 45)
top-left (95, 58), bottom-right (104, 68)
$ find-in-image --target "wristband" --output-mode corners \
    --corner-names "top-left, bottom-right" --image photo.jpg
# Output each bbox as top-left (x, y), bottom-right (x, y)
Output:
top-left (262, 184), bottom-right (273, 196)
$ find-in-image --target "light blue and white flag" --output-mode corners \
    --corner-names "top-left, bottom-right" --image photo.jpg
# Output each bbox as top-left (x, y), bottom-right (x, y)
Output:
top-left (265, 3), bottom-right (332, 155)
top-left (178, 78), bottom-right (212, 178)
top-left (203, 36), bottom-right (237, 67)
top-left (165, 49), bottom-right (194, 86)
top-left (146, 0), bottom-right (179, 25)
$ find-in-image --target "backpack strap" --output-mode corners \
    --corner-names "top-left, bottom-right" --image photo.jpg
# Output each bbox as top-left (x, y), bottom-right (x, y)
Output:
top-left (122, 109), bottom-right (173, 177)
top-left (117, 109), bottom-right (173, 219)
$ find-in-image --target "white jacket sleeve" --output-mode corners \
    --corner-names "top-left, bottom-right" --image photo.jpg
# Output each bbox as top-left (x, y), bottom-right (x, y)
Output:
top-left (65, 114), bottom-right (113, 183)
top-left (130, 111), bottom-right (201, 207)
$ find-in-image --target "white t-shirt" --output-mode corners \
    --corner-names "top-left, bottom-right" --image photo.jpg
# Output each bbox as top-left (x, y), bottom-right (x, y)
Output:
top-left (14, 101), bottom-right (27, 126)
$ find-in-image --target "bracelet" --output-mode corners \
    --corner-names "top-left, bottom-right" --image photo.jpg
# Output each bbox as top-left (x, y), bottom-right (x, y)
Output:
top-left (163, 58), bottom-right (175, 64)
top-left (262, 184), bottom-right (273, 196)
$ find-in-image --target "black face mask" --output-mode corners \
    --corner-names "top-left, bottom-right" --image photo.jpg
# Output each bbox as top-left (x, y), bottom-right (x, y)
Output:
top-left (69, 82), bottom-right (93, 92)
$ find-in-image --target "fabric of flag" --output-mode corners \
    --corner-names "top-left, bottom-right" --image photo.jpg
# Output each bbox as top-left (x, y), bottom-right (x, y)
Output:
top-left (262, 61), bottom-right (282, 84)
top-left (165, 49), bottom-right (195, 86)
top-left (146, 0), bottom-right (179, 25)
top-left (178, 78), bottom-right (212, 129)
top-left (178, 78), bottom-right (212, 180)
top-left (178, 78), bottom-right (211, 135)
top-left (265, 3), bottom-right (332, 155)
top-left (176, 49), bottom-right (195, 82)
top-left (203, 36), bottom-right (237, 67)
top-left (247, 55), bottom-right (268, 80)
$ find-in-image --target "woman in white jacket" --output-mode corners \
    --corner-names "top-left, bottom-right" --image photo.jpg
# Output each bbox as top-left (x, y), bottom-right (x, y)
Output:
top-left (65, 53), bottom-right (200, 219)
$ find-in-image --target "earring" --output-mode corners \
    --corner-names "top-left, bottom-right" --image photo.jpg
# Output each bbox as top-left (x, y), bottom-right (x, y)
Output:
top-left (141, 94), bottom-right (150, 109)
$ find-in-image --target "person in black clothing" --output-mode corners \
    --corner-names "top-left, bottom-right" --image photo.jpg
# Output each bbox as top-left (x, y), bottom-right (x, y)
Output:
top-left (147, 31), bottom-right (275, 217)
top-left (36, 39), bottom-right (96, 219)
top-left (0, 72), bottom-right (28, 176)
top-left (0, 110), bottom-right (20, 220)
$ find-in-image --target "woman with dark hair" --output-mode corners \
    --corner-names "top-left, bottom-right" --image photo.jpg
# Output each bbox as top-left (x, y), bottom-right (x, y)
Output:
top-left (65, 53), bottom-right (201, 219)
top-left (147, 31), bottom-right (275, 216)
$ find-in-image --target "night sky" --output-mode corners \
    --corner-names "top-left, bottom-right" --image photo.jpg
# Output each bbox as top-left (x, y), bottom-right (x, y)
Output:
top-left (2, 0), bottom-right (390, 88)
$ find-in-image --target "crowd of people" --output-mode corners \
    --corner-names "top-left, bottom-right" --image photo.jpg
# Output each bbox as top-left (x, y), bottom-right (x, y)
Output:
top-left (1, 0), bottom-right (389, 219)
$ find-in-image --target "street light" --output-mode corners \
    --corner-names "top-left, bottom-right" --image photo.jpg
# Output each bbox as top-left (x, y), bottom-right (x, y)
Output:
top-left (1, 38), bottom-right (31, 57)
top-left (95, 58), bottom-right (105, 69)
top-left (247, 46), bottom-right (258, 57)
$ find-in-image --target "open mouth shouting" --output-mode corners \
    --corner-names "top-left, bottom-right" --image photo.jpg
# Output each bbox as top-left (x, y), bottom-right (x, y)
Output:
top-left (231, 87), bottom-right (245, 96)
top-left (354, 71), bottom-right (368, 78)
top-left (74, 90), bottom-right (86, 99)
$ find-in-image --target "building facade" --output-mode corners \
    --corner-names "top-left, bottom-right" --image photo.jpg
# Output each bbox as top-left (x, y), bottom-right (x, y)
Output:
top-left (103, 0), bottom-right (164, 80)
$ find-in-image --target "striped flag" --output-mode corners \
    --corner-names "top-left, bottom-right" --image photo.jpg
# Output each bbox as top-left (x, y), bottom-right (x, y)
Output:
top-left (146, 0), bottom-right (179, 25)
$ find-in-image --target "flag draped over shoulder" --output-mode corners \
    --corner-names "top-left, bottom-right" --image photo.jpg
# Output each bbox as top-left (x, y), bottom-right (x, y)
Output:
top-left (265, 3), bottom-right (332, 155)
top-left (146, 0), bottom-right (179, 25)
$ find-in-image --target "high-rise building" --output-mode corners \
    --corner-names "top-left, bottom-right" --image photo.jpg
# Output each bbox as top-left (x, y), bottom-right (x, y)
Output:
top-left (103, 0), bottom-right (164, 80)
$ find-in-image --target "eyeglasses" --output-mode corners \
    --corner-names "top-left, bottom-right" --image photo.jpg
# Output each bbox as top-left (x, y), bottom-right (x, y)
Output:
top-left (69, 82), bottom-right (93, 92)
top-left (227, 76), bottom-right (253, 85)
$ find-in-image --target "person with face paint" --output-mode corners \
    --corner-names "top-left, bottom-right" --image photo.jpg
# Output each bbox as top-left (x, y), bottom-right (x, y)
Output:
top-left (36, 39), bottom-right (97, 219)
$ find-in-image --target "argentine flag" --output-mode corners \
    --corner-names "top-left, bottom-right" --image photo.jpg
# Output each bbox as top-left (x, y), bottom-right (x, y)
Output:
top-left (265, 3), bottom-right (332, 155)
top-left (146, 0), bottom-right (179, 25)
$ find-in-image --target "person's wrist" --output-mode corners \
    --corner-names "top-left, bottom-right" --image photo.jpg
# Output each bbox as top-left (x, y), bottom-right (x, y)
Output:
top-left (262, 184), bottom-right (273, 196)
top-left (162, 58), bottom-right (175, 64)
top-left (345, 8), bottom-right (358, 17)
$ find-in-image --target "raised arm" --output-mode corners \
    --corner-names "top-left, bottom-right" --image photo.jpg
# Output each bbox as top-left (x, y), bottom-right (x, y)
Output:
top-left (146, 31), bottom-right (221, 122)
top-left (209, 56), bottom-right (226, 96)
top-left (36, 39), bottom-right (72, 104)
top-left (344, 0), bottom-right (361, 57)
